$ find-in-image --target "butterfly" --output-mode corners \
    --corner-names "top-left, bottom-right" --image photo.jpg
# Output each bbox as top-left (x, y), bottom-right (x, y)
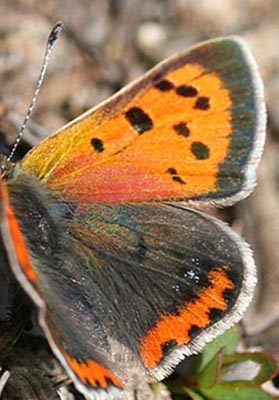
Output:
top-left (0, 32), bottom-right (266, 400)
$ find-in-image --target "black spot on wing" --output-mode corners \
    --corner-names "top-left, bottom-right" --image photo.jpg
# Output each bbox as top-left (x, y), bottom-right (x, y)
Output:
top-left (191, 142), bottom-right (210, 160)
top-left (172, 176), bottom-right (186, 185)
top-left (176, 85), bottom-right (198, 97)
top-left (166, 167), bottom-right (186, 185)
top-left (167, 167), bottom-right (177, 175)
top-left (173, 122), bottom-right (190, 137)
top-left (125, 107), bottom-right (153, 134)
top-left (208, 308), bottom-right (226, 323)
top-left (91, 138), bottom-right (104, 152)
top-left (154, 79), bottom-right (174, 92)
top-left (194, 96), bottom-right (210, 110)
top-left (161, 340), bottom-right (177, 356)
top-left (222, 287), bottom-right (238, 306)
top-left (104, 377), bottom-right (120, 389)
top-left (188, 325), bottom-right (202, 340)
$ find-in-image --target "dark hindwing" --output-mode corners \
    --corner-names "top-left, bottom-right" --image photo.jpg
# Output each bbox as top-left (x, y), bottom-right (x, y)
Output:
top-left (67, 202), bottom-right (253, 375)
top-left (4, 173), bottom-right (254, 390)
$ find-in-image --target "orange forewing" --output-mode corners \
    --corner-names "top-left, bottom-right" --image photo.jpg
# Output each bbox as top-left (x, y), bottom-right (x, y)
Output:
top-left (21, 50), bottom-right (232, 203)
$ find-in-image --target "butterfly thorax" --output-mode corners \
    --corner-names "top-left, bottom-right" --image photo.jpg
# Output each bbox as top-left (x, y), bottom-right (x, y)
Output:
top-left (5, 169), bottom-right (70, 259)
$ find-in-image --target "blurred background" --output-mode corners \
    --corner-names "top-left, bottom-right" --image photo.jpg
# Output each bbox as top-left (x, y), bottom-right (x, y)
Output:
top-left (0, 1), bottom-right (278, 399)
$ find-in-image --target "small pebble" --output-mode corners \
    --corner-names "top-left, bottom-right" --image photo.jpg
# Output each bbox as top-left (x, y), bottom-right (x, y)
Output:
top-left (136, 21), bottom-right (167, 58)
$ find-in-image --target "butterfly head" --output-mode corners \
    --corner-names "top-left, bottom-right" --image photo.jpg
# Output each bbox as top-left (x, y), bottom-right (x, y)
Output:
top-left (0, 155), bottom-right (16, 180)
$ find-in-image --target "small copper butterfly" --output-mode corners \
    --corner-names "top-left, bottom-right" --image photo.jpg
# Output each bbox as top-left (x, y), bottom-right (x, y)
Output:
top-left (0, 25), bottom-right (266, 400)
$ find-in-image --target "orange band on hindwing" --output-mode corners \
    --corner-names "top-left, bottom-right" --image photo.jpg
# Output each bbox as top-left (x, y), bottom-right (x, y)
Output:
top-left (62, 352), bottom-right (122, 389)
top-left (139, 267), bottom-right (234, 369)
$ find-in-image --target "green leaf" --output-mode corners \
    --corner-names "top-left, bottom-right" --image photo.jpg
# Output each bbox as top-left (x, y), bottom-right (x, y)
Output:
top-left (193, 328), bottom-right (239, 373)
top-left (218, 352), bottom-right (279, 387)
top-left (166, 330), bottom-right (278, 400)
top-left (184, 388), bottom-right (206, 400)
top-left (197, 348), bottom-right (224, 388)
top-left (201, 386), bottom-right (277, 400)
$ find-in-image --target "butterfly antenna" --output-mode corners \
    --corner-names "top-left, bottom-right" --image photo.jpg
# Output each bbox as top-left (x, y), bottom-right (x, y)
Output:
top-left (6, 22), bottom-right (63, 162)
